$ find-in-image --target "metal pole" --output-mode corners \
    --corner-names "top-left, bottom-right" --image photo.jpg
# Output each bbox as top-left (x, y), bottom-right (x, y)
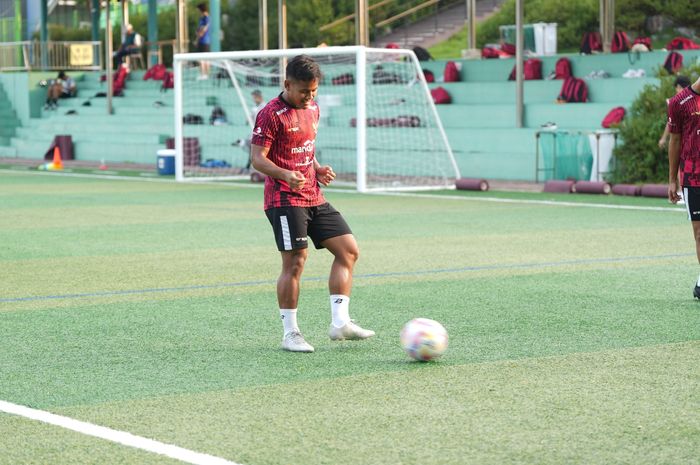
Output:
top-left (40, 0), bottom-right (48, 69)
top-left (148, 0), bottom-right (158, 66)
top-left (176, 0), bottom-right (187, 54)
top-left (91, 0), bottom-right (100, 42)
top-left (210, 0), bottom-right (221, 52)
top-left (515, 0), bottom-right (524, 128)
top-left (259, 0), bottom-right (268, 50)
top-left (106, 0), bottom-right (113, 115)
top-left (278, 0), bottom-right (287, 49)
top-left (14, 0), bottom-right (21, 65)
top-left (121, 0), bottom-right (129, 43)
top-left (356, 47), bottom-right (367, 191)
top-left (355, 0), bottom-right (369, 46)
top-left (465, 0), bottom-right (476, 50)
top-left (608, 0), bottom-right (615, 52)
top-left (14, 0), bottom-right (21, 41)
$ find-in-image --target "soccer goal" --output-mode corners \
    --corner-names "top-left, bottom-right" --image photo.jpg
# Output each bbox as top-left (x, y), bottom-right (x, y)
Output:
top-left (173, 46), bottom-right (460, 192)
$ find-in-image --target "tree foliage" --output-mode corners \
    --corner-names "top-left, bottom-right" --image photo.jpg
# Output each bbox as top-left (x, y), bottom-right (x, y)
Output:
top-left (476, 0), bottom-right (697, 51)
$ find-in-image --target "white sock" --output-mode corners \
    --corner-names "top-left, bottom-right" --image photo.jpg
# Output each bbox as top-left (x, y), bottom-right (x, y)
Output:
top-left (280, 309), bottom-right (299, 335)
top-left (330, 294), bottom-right (350, 328)
top-left (696, 274), bottom-right (700, 287)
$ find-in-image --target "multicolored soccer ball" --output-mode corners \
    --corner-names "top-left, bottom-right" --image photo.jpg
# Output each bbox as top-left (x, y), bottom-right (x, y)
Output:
top-left (400, 318), bottom-right (448, 361)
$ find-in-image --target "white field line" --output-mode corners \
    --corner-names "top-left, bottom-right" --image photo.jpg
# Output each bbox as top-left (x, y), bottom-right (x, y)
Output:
top-left (1, 169), bottom-right (685, 213)
top-left (0, 400), bottom-right (242, 465)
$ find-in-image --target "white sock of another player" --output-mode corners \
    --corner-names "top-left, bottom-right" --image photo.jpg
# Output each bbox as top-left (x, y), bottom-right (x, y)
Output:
top-left (696, 274), bottom-right (700, 287)
top-left (280, 309), bottom-right (299, 335)
top-left (330, 294), bottom-right (351, 328)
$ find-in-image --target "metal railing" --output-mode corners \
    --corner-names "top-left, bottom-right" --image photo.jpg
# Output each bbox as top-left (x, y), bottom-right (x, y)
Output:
top-left (0, 41), bottom-right (102, 71)
top-left (145, 39), bottom-right (178, 67)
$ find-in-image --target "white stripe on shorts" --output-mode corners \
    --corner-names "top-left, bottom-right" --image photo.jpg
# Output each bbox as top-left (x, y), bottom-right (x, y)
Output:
top-left (684, 187), bottom-right (691, 220)
top-left (280, 215), bottom-right (292, 251)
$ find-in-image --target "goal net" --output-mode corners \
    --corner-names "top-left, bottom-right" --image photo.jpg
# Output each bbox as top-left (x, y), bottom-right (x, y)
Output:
top-left (173, 46), bottom-right (460, 191)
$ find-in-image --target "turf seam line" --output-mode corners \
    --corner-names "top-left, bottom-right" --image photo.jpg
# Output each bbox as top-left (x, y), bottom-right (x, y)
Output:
top-left (2, 252), bottom-right (692, 303)
top-left (1, 169), bottom-right (685, 213)
top-left (0, 400), bottom-right (242, 465)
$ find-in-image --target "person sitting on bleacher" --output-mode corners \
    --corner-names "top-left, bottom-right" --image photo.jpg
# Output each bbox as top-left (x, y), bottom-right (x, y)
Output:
top-left (113, 24), bottom-right (140, 69)
top-left (43, 71), bottom-right (77, 110)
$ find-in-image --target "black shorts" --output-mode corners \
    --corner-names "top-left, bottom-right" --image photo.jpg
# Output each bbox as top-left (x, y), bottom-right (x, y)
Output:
top-left (197, 43), bottom-right (210, 53)
top-left (265, 203), bottom-right (352, 251)
top-left (683, 186), bottom-right (700, 221)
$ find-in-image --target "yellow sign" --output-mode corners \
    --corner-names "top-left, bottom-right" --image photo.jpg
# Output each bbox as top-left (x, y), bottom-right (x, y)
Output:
top-left (70, 44), bottom-right (93, 66)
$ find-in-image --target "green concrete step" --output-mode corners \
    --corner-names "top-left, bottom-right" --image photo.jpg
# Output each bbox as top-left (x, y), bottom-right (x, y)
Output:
top-left (0, 145), bottom-right (17, 156)
top-left (429, 77), bottom-right (655, 104)
top-left (420, 49), bottom-right (700, 83)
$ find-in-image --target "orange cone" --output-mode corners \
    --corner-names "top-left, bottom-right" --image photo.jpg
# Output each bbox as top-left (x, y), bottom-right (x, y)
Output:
top-left (52, 146), bottom-right (63, 170)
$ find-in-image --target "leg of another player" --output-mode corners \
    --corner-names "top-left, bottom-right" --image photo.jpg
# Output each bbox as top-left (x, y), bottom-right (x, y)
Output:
top-left (692, 221), bottom-right (700, 299)
top-left (278, 248), bottom-right (314, 352)
top-left (323, 234), bottom-right (375, 340)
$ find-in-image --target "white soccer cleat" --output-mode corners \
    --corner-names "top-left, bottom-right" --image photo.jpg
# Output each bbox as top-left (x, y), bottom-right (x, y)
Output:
top-left (329, 321), bottom-right (376, 341)
top-left (282, 331), bottom-right (314, 353)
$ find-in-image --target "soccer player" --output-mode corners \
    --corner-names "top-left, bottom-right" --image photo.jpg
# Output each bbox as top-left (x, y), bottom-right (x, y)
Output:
top-left (250, 55), bottom-right (375, 352)
top-left (667, 76), bottom-right (700, 298)
top-left (659, 75), bottom-right (691, 149)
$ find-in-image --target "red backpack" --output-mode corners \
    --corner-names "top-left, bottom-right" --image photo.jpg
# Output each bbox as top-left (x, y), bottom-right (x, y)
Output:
top-left (430, 86), bottom-right (451, 104)
top-left (611, 31), bottom-right (631, 53)
top-left (664, 51), bottom-right (683, 74)
top-left (443, 61), bottom-right (460, 82)
top-left (143, 64), bottom-right (167, 80)
top-left (601, 106), bottom-right (626, 128)
top-left (580, 32), bottom-right (603, 54)
top-left (666, 37), bottom-right (700, 50)
top-left (481, 47), bottom-right (499, 59)
top-left (554, 57), bottom-right (572, 79)
top-left (508, 59), bottom-right (543, 81)
top-left (112, 65), bottom-right (128, 96)
top-left (558, 77), bottom-right (588, 103)
top-left (632, 36), bottom-right (652, 50)
top-left (501, 43), bottom-right (516, 55)
top-left (161, 71), bottom-right (174, 91)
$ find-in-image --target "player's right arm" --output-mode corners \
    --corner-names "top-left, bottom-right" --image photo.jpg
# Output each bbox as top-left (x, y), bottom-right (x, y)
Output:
top-left (251, 144), bottom-right (306, 191)
top-left (667, 99), bottom-right (682, 203)
top-left (668, 133), bottom-right (681, 203)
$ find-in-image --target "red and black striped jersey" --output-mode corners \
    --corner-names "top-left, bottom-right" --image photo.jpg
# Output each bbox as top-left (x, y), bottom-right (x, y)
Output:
top-left (668, 86), bottom-right (700, 186)
top-left (252, 94), bottom-right (325, 210)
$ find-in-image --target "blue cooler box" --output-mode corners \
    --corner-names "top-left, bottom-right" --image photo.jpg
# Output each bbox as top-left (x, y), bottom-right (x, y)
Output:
top-left (157, 149), bottom-right (176, 175)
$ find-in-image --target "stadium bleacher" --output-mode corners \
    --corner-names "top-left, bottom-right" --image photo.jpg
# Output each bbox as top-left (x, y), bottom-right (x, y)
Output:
top-left (0, 49), bottom-right (699, 181)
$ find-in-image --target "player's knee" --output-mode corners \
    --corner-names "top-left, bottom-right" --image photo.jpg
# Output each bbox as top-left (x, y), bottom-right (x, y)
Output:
top-left (344, 245), bottom-right (359, 265)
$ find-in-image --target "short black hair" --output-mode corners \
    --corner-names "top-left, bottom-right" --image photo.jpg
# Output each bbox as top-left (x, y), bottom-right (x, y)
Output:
top-left (286, 55), bottom-right (322, 82)
top-left (675, 75), bottom-right (691, 88)
top-left (197, 3), bottom-right (207, 12)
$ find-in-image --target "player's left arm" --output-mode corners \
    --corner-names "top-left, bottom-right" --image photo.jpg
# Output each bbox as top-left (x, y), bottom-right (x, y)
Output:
top-left (314, 159), bottom-right (336, 186)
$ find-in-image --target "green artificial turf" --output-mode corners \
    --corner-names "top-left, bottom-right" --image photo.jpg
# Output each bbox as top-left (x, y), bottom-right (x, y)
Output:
top-left (1, 171), bottom-right (698, 465)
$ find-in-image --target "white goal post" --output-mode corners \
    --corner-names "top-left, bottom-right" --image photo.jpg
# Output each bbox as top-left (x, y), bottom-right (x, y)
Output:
top-left (173, 46), bottom-right (460, 192)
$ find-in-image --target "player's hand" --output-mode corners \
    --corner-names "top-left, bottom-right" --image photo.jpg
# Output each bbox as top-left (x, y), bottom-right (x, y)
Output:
top-left (658, 137), bottom-right (667, 149)
top-left (316, 165), bottom-right (336, 186)
top-left (285, 170), bottom-right (306, 191)
top-left (669, 181), bottom-right (681, 204)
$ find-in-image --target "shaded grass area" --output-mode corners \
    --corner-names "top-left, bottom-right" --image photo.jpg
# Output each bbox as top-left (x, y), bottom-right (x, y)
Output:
top-left (1, 171), bottom-right (699, 464)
